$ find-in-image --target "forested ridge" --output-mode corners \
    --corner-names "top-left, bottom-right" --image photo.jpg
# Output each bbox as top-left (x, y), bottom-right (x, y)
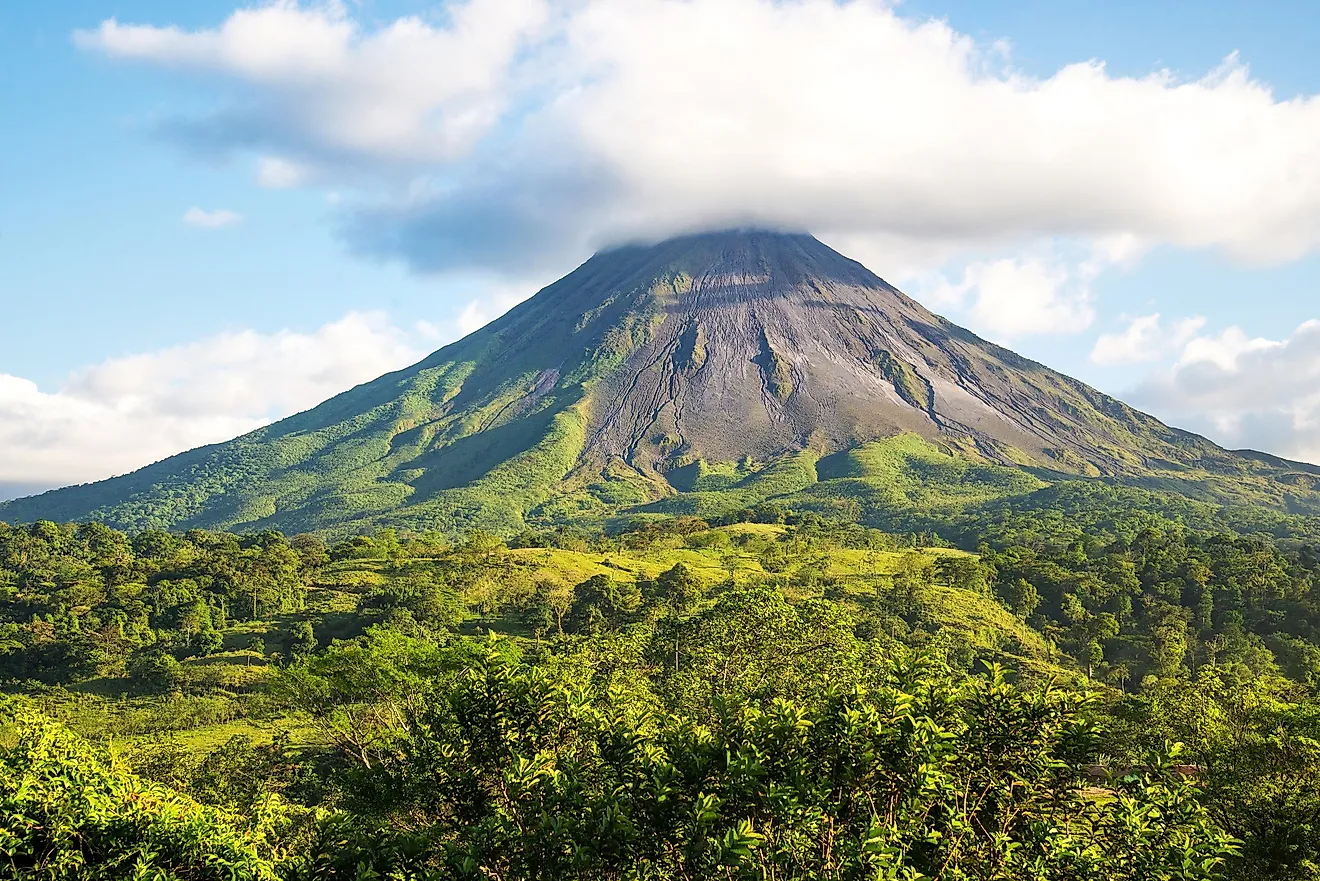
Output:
top-left (3, 489), bottom-right (1320, 879)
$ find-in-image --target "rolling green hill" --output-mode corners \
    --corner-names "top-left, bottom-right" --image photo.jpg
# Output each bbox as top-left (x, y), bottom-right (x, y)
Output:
top-left (5, 230), bottom-right (1319, 537)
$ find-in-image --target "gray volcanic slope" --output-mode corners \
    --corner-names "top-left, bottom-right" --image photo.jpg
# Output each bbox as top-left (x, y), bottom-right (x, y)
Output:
top-left (578, 232), bottom-right (1206, 474)
top-left (3, 230), bottom-right (1316, 535)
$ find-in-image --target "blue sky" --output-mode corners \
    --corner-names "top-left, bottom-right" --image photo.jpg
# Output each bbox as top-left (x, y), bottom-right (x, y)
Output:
top-left (3, 1), bottom-right (479, 386)
top-left (2, 0), bottom-right (1319, 496)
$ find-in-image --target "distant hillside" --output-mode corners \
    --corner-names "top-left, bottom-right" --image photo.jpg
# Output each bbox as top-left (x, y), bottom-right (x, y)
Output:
top-left (5, 230), bottom-right (1320, 536)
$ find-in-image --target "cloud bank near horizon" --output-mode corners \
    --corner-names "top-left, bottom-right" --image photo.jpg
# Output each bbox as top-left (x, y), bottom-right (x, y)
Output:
top-left (0, 313), bottom-right (428, 498)
top-left (1131, 320), bottom-right (1320, 467)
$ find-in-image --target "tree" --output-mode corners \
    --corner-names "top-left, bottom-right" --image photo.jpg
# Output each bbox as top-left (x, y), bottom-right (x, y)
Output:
top-left (273, 627), bottom-right (472, 770)
top-left (460, 529), bottom-right (506, 564)
top-left (374, 528), bottom-right (402, 564)
top-left (192, 626), bottom-right (224, 658)
top-left (330, 535), bottom-right (376, 562)
top-left (999, 577), bottom-right (1041, 619)
top-left (654, 562), bottom-right (702, 610)
top-left (892, 551), bottom-right (934, 618)
top-left (127, 647), bottom-right (184, 693)
top-left (526, 575), bottom-right (573, 636)
top-left (290, 533), bottom-right (330, 570)
top-left (1108, 669), bottom-right (1320, 881)
top-left (936, 555), bottom-right (991, 594)
top-left (564, 575), bottom-right (639, 634)
top-left (361, 571), bottom-right (465, 630)
top-left (285, 620), bottom-right (317, 659)
top-left (1085, 638), bottom-right (1104, 679)
top-left (653, 563), bottom-right (703, 672)
top-left (245, 635), bottom-right (266, 667)
top-left (1153, 618), bottom-right (1189, 679)
top-left (655, 585), bottom-right (857, 712)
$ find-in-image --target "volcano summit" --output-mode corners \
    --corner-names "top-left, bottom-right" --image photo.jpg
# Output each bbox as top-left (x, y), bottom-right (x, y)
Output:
top-left (5, 230), bottom-right (1318, 535)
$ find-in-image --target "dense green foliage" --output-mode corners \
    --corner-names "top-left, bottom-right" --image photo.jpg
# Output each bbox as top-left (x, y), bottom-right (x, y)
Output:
top-left (973, 499), bottom-right (1320, 688)
top-left (1, 652), bottom-right (1238, 881)
top-left (3, 499), bottom-right (1320, 878)
top-left (1108, 671), bottom-right (1320, 880)
top-left (282, 648), bottom-right (1233, 880)
top-left (0, 705), bottom-right (286, 879)
top-left (0, 522), bottom-right (310, 687)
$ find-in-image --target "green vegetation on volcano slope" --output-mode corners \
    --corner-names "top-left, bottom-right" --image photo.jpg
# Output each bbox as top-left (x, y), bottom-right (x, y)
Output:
top-left (618, 435), bottom-right (1320, 544)
top-left (0, 351), bottom-right (596, 539)
top-left (7, 413), bottom-right (1320, 542)
top-left (0, 261), bottom-right (675, 538)
top-left (9, 230), bottom-right (1320, 540)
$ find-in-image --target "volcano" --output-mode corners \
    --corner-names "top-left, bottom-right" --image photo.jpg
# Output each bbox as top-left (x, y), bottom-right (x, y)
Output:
top-left (5, 230), bottom-right (1318, 535)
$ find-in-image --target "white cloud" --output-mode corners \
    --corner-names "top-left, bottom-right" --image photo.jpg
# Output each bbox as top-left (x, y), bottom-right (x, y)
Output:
top-left (77, 0), bottom-right (550, 166)
top-left (924, 252), bottom-right (1094, 338)
top-left (1174, 325), bottom-right (1280, 371)
top-left (256, 155), bottom-right (315, 189)
top-left (1090, 313), bottom-right (1206, 366)
top-left (0, 313), bottom-right (428, 492)
top-left (907, 237), bottom-right (1145, 338)
top-left (77, 0), bottom-right (1320, 278)
top-left (453, 282), bottom-right (535, 336)
top-left (1093, 314), bottom-right (1165, 365)
top-left (182, 206), bottom-right (244, 228)
top-left (1132, 320), bottom-right (1320, 463)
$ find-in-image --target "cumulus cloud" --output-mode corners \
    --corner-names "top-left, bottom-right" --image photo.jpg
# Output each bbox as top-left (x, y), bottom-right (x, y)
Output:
top-left (1090, 313), bottom-right (1207, 366)
top-left (76, 0), bottom-right (550, 167)
top-left (76, 0), bottom-right (1320, 281)
top-left (906, 236), bottom-right (1147, 338)
top-left (1132, 320), bottom-right (1320, 463)
top-left (916, 249), bottom-right (1095, 338)
top-left (183, 206), bottom-right (244, 228)
top-left (0, 312), bottom-right (430, 494)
